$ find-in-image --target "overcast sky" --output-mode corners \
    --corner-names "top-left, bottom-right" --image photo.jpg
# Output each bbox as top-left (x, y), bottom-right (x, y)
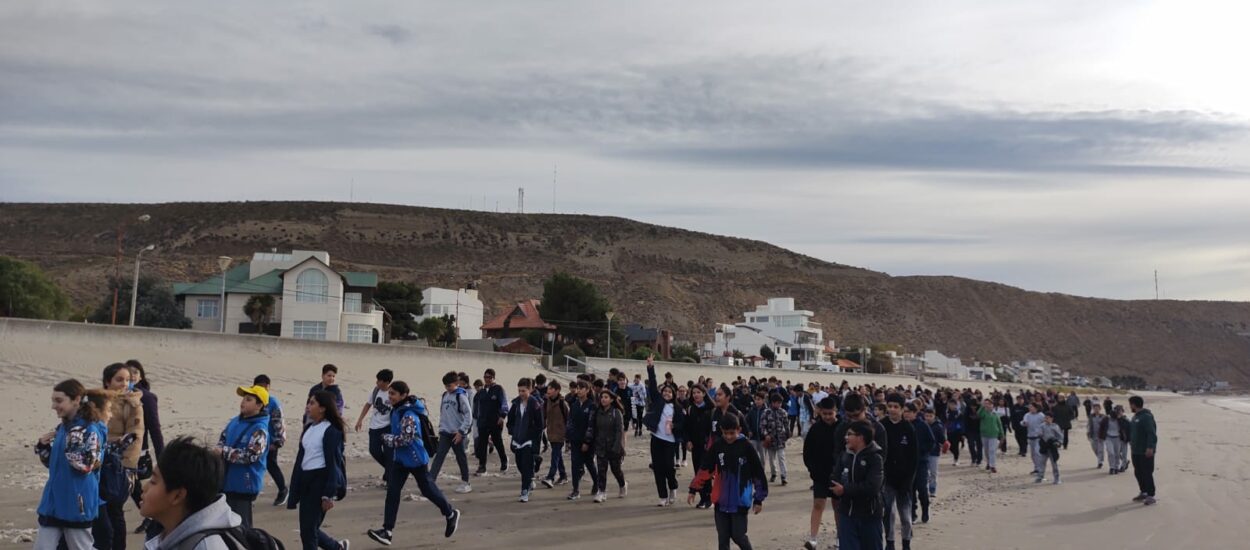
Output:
top-left (3, 1), bottom-right (1249, 301)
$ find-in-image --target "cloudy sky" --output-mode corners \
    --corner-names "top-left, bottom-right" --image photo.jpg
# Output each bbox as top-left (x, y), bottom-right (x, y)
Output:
top-left (3, 1), bottom-right (1249, 301)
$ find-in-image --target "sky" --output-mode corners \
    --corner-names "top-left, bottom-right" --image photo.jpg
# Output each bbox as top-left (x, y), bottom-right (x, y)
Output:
top-left (2, 1), bottom-right (1249, 301)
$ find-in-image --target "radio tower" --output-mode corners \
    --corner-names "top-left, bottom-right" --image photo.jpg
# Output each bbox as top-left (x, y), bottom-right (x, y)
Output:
top-left (518, 187), bottom-right (525, 214)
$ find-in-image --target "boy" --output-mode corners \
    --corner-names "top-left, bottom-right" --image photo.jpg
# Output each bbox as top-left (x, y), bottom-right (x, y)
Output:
top-left (252, 374), bottom-right (288, 506)
top-left (881, 394), bottom-right (917, 550)
top-left (1037, 411), bottom-right (1063, 484)
top-left (213, 385), bottom-right (270, 528)
top-left (906, 404), bottom-right (934, 524)
top-left (688, 414), bottom-right (767, 550)
top-left (802, 397), bottom-right (839, 550)
top-left (304, 364), bottom-right (344, 425)
top-left (746, 392), bottom-right (768, 467)
top-left (1086, 403), bottom-right (1106, 469)
top-left (507, 378), bottom-right (544, 502)
top-left (1022, 403), bottom-right (1046, 477)
top-left (830, 420), bottom-right (885, 550)
top-left (429, 371), bottom-right (474, 494)
top-left (355, 369), bottom-right (395, 484)
top-left (760, 393), bottom-right (789, 485)
top-left (541, 381), bottom-right (570, 488)
top-left (629, 374), bottom-right (647, 437)
top-left (139, 437), bottom-right (242, 549)
top-left (473, 368), bottom-right (509, 475)
top-left (922, 409), bottom-right (946, 498)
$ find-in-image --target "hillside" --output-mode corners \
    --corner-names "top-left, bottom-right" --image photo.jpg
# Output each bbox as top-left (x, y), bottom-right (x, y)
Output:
top-left (2, 201), bottom-right (1248, 388)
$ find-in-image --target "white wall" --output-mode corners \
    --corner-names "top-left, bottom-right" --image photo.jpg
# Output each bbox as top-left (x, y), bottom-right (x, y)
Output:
top-left (280, 262), bottom-right (345, 341)
top-left (224, 293), bottom-right (284, 334)
top-left (415, 288), bottom-right (484, 340)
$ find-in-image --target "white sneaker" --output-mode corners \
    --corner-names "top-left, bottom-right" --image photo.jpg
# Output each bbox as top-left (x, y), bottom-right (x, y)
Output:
top-left (518, 491), bottom-right (530, 503)
top-left (657, 498), bottom-right (668, 507)
top-left (804, 539), bottom-right (818, 550)
top-left (593, 492), bottom-right (606, 503)
top-left (619, 481), bottom-right (628, 498)
top-left (455, 483), bottom-right (472, 494)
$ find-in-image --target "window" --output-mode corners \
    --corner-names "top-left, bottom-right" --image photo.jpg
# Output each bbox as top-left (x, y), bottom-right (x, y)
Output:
top-left (347, 323), bottom-right (372, 343)
top-left (196, 298), bottom-right (219, 319)
top-left (295, 269), bottom-right (328, 303)
top-left (292, 321), bottom-right (327, 340)
top-left (344, 292), bottom-right (362, 313)
top-left (753, 316), bottom-right (768, 323)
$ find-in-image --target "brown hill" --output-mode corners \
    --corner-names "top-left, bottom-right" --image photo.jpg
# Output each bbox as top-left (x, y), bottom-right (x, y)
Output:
top-left (2, 201), bottom-right (1248, 388)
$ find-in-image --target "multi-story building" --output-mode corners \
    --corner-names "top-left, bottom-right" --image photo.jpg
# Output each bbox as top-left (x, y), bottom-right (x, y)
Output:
top-left (412, 287), bottom-right (484, 340)
top-left (704, 298), bottom-right (830, 369)
top-left (923, 350), bottom-right (969, 379)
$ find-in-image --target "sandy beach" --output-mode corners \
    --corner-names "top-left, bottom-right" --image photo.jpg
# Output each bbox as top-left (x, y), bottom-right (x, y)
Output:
top-left (2, 320), bottom-right (1248, 549)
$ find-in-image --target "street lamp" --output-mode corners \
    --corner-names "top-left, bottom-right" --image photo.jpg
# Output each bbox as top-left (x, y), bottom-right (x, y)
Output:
top-left (217, 256), bottom-right (232, 333)
top-left (112, 214), bottom-right (151, 324)
top-left (128, 244), bottom-right (156, 327)
top-left (605, 311), bottom-right (615, 359)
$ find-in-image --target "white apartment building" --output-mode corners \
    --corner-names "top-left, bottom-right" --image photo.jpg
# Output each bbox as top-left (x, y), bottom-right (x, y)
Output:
top-left (923, 350), bottom-right (970, 379)
top-left (411, 287), bottom-right (484, 340)
top-left (704, 298), bottom-right (830, 368)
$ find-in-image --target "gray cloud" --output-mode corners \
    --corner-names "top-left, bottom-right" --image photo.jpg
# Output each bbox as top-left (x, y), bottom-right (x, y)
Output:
top-left (365, 24), bottom-right (413, 45)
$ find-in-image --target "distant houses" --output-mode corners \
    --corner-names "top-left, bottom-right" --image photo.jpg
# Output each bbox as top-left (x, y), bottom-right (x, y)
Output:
top-left (480, 299), bottom-right (556, 339)
top-left (703, 298), bottom-right (832, 369)
top-left (412, 286), bottom-right (484, 340)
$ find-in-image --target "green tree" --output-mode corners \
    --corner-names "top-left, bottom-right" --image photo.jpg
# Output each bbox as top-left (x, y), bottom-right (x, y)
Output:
top-left (554, 343), bottom-right (587, 370)
top-left (416, 316), bottom-right (447, 346)
top-left (243, 295), bottom-right (276, 334)
top-left (439, 314), bottom-right (458, 347)
top-left (758, 345), bottom-right (775, 366)
top-left (88, 275), bottom-right (191, 329)
top-left (375, 281), bottom-right (423, 340)
top-left (537, 272), bottom-right (611, 346)
top-left (0, 256), bottom-right (71, 320)
top-left (671, 344), bottom-right (700, 363)
top-left (629, 346), bottom-right (655, 361)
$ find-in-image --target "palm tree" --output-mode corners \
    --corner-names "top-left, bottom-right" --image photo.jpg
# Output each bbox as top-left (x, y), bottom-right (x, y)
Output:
top-left (243, 295), bottom-right (276, 334)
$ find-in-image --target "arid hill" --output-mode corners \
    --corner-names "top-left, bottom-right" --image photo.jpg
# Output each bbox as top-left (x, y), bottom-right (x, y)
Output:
top-left (3, 201), bottom-right (1248, 388)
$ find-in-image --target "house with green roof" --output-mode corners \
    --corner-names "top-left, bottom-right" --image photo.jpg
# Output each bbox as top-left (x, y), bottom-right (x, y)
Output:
top-left (174, 250), bottom-right (385, 343)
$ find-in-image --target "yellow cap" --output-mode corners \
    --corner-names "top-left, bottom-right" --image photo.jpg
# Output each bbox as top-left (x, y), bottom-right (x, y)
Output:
top-left (237, 385), bottom-right (270, 406)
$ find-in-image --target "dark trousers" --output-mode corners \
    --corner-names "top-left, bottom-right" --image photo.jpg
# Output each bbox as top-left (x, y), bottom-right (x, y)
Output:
top-left (224, 493), bottom-right (255, 529)
top-left (911, 464), bottom-right (929, 515)
top-left (1062, 428), bottom-right (1071, 449)
top-left (384, 464), bottom-right (453, 531)
top-left (90, 503), bottom-right (119, 550)
top-left (296, 469), bottom-right (339, 550)
top-left (634, 406), bottom-right (646, 434)
top-left (949, 433), bottom-right (963, 462)
top-left (513, 445), bottom-right (535, 492)
top-left (368, 427), bottom-right (392, 481)
top-left (266, 446), bottom-right (287, 492)
top-left (966, 433), bottom-right (982, 464)
top-left (691, 445), bottom-right (711, 502)
top-left (429, 433), bottom-right (470, 483)
top-left (714, 510), bottom-right (752, 550)
top-left (1132, 454), bottom-right (1156, 497)
top-left (570, 443), bottom-right (599, 494)
top-left (594, 455), bottom-right (625, 494)
top-left (650, 437), bottom-right (678, 498)
top-left (545, 441), bottom-right (567, 481)
top-left (475, 422), bottom-right (507, 469)
top-left (788, 415), bottom-right (798, 437)
top-left (1014, 428), bottom-right (1029, 456)
top-left (836, 511), bottom-right (884, 550)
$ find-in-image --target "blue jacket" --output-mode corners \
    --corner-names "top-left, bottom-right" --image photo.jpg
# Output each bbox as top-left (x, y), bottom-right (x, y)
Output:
top-left (506, 394), bottom-right (545, 448)
top-left (287, 422), bottom-right (347, 509)
top-left (221, 413), bottom-right (270, 496)
top-left (566, 396), bottom-right (596, 444)
top-left (689, 433), bottom-right (768, 513)
top-left (37, 418), bottom-right (106, 525)
top-left (912, 418), bottom-right (936, 458)
top-left (387, 396), bottom-right (430, 468)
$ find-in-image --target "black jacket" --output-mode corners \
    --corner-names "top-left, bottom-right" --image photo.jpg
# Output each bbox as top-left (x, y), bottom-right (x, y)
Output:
top-left (833, 416), bottom-right (888, 461)
top-left (685, 400), bottom-right (713, 447)
top-left (1052, 403), bottom-right (1074, 430)
top-left (834, 442), bottom-right (884, 519)
top-left (803, 419), bottom-right (839, 485)
top-left (506, 395), bottom-right (544, 448)
top-left (881, 417), bottom-right (918, 490)
top-left (1009, 404), bottom-right (1029, 432)
top-left (708, 405), bottom-right (746, 449)
top-left (475, 384), bottom-right (508, 425)
top-left (287, 423), bottom-right (347, 509)
top-left (565, 396), bottom-right (596, 444)
top-left (642, 365), bottom-right (686, 437)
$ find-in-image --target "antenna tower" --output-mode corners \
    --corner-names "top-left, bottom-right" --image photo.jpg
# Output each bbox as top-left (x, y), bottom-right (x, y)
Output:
top-left (518, 187), bottom-right (525, 214)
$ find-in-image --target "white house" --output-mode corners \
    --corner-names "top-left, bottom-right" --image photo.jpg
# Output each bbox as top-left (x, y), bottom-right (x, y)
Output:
top-left (174, 250), bottom-right (385, 343)
top-left (704, 298), bottom-right (830, 368)
top-left (923, 350), bottom-right (969, 379)
top-left (411, 287), bottom-right (484, 340)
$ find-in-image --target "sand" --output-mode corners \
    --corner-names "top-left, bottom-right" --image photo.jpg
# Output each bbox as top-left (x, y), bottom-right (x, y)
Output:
top-left (2, 320), bottom-right (1249, 549)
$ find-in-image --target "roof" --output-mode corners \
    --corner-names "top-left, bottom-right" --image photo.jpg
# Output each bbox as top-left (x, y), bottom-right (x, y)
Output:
top-left (624, 323), bottom-right (660, 342)
top-left (173, 264), bottom-right (252, 296)
top-left (343, 272), bottom-right (377, 288)
top-left (174, 259), bottom-right (379, 296)
top-left (480, 299), bottom-right (556, 331)
top-left (836, 359), bottom-right (863, 370)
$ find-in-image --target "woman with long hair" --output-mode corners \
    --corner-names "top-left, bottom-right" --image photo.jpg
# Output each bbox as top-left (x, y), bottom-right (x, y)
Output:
top-left (684, 384), bottom-right (713, 508)
top-left (97, 363), bottom-right (143, 550)
top-left (642, 356), bottom-right (686, 506)
top-left (34, 379), bottom-right (112, 550)
top-left (675, 385), bottom-right (691, 467)
top-left (288, 391), bottom-right (348, 550)
top-left (125, 360), bottom-right (164, 536)
top-left (585, 389), bottom-right (627, 503)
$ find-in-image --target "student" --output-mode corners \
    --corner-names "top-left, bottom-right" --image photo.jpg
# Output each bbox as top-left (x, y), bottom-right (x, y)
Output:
top-left (978, 398), bottom-right (1003, 474)
top-left (963, 398), bottom-right (982, 467)
top-left (126, 360), bottom-right (164, 536)
top-left (1128, 396), bottom-right (1158, 505)
top-left (881, 394), bottom-right (917, 550)
top-left (539, 381), bottom-right (570, 488)
top-left (688, 414), bottom-right (767, 550)
top-left (629, 374), bottom-right (647, 437)
top-left (507, 378), bottom-right (544, 502)
top-left (585, 389), bottom-right (628, 503)
top-left (904, 405), bottom-right (933, 524)
top-left (831, 420), bottom-right (885, 550)
top-left (1009, 395), bottom-right (1030, 457)
top-left (760, 393), bottom-right (789, 485)
top-left (211, 385), bottom-right (270, 529)
top-left (306, 364), bottom-right (344, 420)
top-left (252, 375), bottom-right (289, 507)
top-left (786, 386), bottom-right (801, 437)
top-left (473, 368), bottom-right (509, 475)
top-left (100, 362), bottom-right (144, 550)
top-left (803, 397), bottom-right (840, 550)
top-left (354, 369), bottom-right (394, 484)
top-left (1103, 405), bottom-right (1131, 474)
top-left (565, 381), bottom-right (600, 501)
top-left (1051, 397), bottom-right (1075, 450)
top-left (429, 371), bottom-right (474, 494)
top-left (614, 376), bottom-right (634, 436)
top-left (684, 384), bottom-right (714, 508)
top-left (1036, 411), bottom-right (1063, 484)
top-left (1022, 403), bottom-right (1046, 477)
top-left (290, 391), bottom-right (349, 550)
top-left (642, 356), bottom-right (685, 506)
top-left (922, 409), bottom-right (945, 498)
top-left (675, 385), bottom-right (691, 467)
top-left (34, 380), bottom-right (110, 550)
top-left (942, 400), bottom-right (964, 466)
top-left (1086, 403), bottom-right (1107, 469)
top-left (137, 436), bottom-right (247, 550)
top-left (745, 392), bottom-right (767, 469)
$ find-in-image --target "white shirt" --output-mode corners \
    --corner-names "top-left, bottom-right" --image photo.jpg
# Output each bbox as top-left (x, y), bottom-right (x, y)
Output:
top-left (813, 391), bottom-right (829, 404)
top-left (367, 387), bottom-right (392, 430)
top-left (655, 403), bottom-right (676, 443)
top-left (512, 404), bottom-right (532, 449)
top-left (301, 420), bottom-right (330, 470)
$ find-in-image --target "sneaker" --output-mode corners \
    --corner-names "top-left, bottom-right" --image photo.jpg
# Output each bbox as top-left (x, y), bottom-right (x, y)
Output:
top-left (804, 539), bottom-right (818, 550)
top-left (567, 491), bottom-right (581, 501)
top-left (1097, 462), bottom-right (1103, 469)
top-left (953, 460), bottom-right (960, 466)
top-left (679, 460), bottom-right (686, 467)
top-left (619, 481), bottom-right (628, 498)
top-left (338, 540), bottom-right (350, 550)
top-left (696, 500), bottom-right (711, 509)
top-left (366, 529), bottom-right (392, 546)
top-left (902, 540), bottom-right (911, 550)
top-left (541, 478), bottom-right (554, 489)
top-left (1142, 496), bottom-right (1157, 506)
top-left (886, 541), bottom-right (896, 550)
top-left (556, 476), bottom-right (569, 485)
top-left (1132, 493), bottom-right (1148, 502)
top-left (770, 473), bottom-right (777, 483)
top-left (500, 465), bottom-right (509, 474)
top-left (474, 466), bottom-right (486, 477)
top-left (1053, 478), bottom-right (1062, 485)
top-left (666, 495), bottom-right (676, 506)
top-left (519, 491), bottom-right (530, 503)
top-left (455, 483), bottom-right (472, 494)
top-left (657, 498), bottom-right (668, 507)
top-left (1034, 477), bottom-right (1044, 484)
top-left (445, 509), bottom-right (460, 538)
top-left (781, 477), bottom-right (788, 486)
top-left (922, 508), bottom-right (930, 523)
top-left (593, 492), bottom-right (607, 503)
top-left (272, 488), bottom-right (289, 507)
top-left (990, 467), bottom-right (997, 474)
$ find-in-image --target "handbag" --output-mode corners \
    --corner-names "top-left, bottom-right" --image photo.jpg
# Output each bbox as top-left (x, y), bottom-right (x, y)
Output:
top-left (135, 430), bottom-right (153, 481)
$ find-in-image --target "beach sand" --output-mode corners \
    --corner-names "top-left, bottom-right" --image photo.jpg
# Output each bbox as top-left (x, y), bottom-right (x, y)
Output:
top-left (2, 325), bottom-right (1248, 549)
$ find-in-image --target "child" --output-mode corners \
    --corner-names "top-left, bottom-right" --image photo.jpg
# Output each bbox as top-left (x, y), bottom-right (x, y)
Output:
top-left (585, 389), bottom-right (627, 503)
top-left (138, 436), bottom-right (248, 549)
top-left (1037, 411), bottom-right (1063, 484)
top-left (760, 393), bottom-right (789, 486)
top-left (213, 385), bottom-right (270, 528)
top-left (541, 380), bottom-right (570, 488)
top-left (923, 409), bottom-right (946, 498)
top-left (745, 392), bottom-right (767, 469)
top-left (429, 371), bottom-right (474, 494)
top-left (507, 378), bottom-right (545, 502)
top-left (831, 420), bottom-right (885, 550)
top-left (643, 356), bottom-right (685, 506)
top-left (566, 381), bottom-right (600, 501)
top-left (354, 369), bottom-right (395, 484)
top-left (292, 391), bottom-right (349, 550)
top-left (1087, 403), bottom-right (1106, 469)
top-left (34, 380), bottom-right (111, 550)
top-left (688, 414), bottom-right (767, 550)
top-left (304, 364), bottom-right (344, 425)
top-left (252, 375), bottom-right (288, 506)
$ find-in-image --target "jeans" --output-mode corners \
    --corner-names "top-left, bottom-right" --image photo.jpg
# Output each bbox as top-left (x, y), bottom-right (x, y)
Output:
top-left (429, 433), bottom-right (470, 483)
top-left (634, 405), bottom-right (646, 434)
top-left (266, 446), bottom-right (287, 492)
top-left (546, 441), bottom-right (567, 481)
top-left (836, 510), bottom-right (884, 550)
top-left (570, 442), bottom-right (599, 494)
top-left (765, 446), bottom-right (787, 479)
top-left (92, 500), bottom-right (126, 550)
top-left (513, 445), bottom-right (535, 493)
top-left (1106, 438), bottom-right (1128, 470)
top-left (925, 455), bottom-right (939, 494)
top-left (1044, 450), bottom-right (1060, 480)
top-left (1090, 437), bottom-right (1105, 465)
top-left (982, 437), bottom-right (998, 469)
top-left (882, 483), bottom-right (913, 542)
top-left (1029, 437), bottom-right (1043, 473)
top-left (224, 492), bottom-right (255, 528)
top-left (384, 464), bottom-right (453, 531)
top-left (594, 455), bottom-right (625, 494)
top-left (296, 469), bottom-right (339, 550)
top-left (714, 510), bottom-right (752, 550)
top-left (912, 461), bottom-right (929, 515)
top-left (650, 437), bottom-right (678, 499)
top-left (34, 526), bottom-right (92, 550)
top-left (474, 422), bottom-right (507, 470)
top-left (1132, 454), bottom-right (1156, 496)
top-left (368, 427), bottom-right (392, 481)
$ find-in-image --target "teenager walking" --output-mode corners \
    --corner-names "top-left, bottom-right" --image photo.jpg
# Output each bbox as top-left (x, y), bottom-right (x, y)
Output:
top-left (642, 357), bottom-right (685, 506)
top-left (34, 380), bottom-right (110, 550)
top-left (1037, 412), bottom-right (1063, 484)
top-left (629, 374), bottom-right (647, 437)
top-left (252, 375), bottom-right (289, 507)
top-left (760, 393), bottom-right (789, 486)
top-left (1104, 405), bottom-right (1131, 474)
top-left (685, 385), bottom-right (714, 508)
top-left (978, 398), bottom-right (1004, 474)
top-left (304, 365), bottom-right (344, 424)
top-left (428, 371), bottom-right (473, 494)
top-left (881, 395), bottom-right (917, 550)
top-left (942, 400), bottom-right (964, 466)
top-left (1129, 396), bottom-right (1158, 505)
top-left (585, 389), bottom-right (628, 503)
top-left (473, 368), bottom-right (509, 475)
top-left (137, 437), bottom-right (244, 550)
top-left (213, 385), bottom-right (270, 528)
top-left (922, 409), bottom-right (945, 498)
top-left (507, 378), bottom-right (545, 502)
top-left (290, 391), bottom-right (349, 550)
top-left (125, 360), bottom-right (164, 537)
top-left (688, 414), bottom-right (767, 550)
top-left (1022, 403), bottom-right (1046, 477)
top-left (803, 397), bottom-right (840, 550)
top-left (99, 363), bottom-right (143, 550)
top-left (354, 369), bottom-right (394, 484)
top-left (1086, 403), bottom-right (1106, 469)
top-left (565, 381), bottom-right (600, 501)
top-left (540, 380), bottom-right (570, 488)
top-left (831, 420), bottom-right (885, 550)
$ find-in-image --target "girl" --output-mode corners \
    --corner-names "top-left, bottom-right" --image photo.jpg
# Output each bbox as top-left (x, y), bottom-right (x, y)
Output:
top-left (288, 391), bottom-right (348, 550)
top-left (585, 389), bottom-right (627, 503)
top-left (675, 385), bottom-right (690, 467)
top-left (643, 357), bottom-right (686, 506)
top-left (994, 397), bottom-right (1011, 454)
top-left (684, 384), bottom-right (713, 508)
top-left (34, 379), bottom-right (111, 550)
top-left (99, 363), bottom-right (143, 550)
top-left (126, 360), bottom-right (164, 536)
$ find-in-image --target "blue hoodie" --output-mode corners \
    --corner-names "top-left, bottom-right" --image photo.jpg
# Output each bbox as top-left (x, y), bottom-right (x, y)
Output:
top-left (221, 413), bottom-right (270, 496)
top-left (37, 418), bottom-right (107, 525)
top-left (386, 396), bottom-right (429, 468)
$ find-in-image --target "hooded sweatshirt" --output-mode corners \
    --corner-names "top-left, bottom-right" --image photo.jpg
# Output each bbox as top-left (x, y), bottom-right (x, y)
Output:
top-left (143, 495), bottom-right (241, 550)
top-left (438, 387), bottom-right (473, 436)
top-left (882, 416), bottom-right (918, 490)
top-left (834, 441), bottom-right (885, 519)
top-left (36, 417), bottom-right (106, 525)
top-left (689, 433), bottom-right (768, 514)
top-left (803, 418), bottom-right (839, 485)
top-left (108, 390), bottom-right (145, 469)
top-left (1130, 408), bottom-right (1158, 455)
top-left (384, 396), bottom-right (429, 468)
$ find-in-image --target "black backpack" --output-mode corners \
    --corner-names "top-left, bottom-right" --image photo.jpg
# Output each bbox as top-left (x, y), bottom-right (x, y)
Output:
top-left (99, 447), bottom-right (131, 505)
top-left (177, 526), bottom-right (286, 550)
top-left (416, 398), bottom-right (439, 453)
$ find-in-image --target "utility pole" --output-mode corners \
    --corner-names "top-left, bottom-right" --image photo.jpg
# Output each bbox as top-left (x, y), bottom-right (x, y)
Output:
top-left (518, 187), bottom-right (525, 214)
top-left (553, 163), bottom-right (557, 213)
top-left (1154, 270), bottom-right (1159, 300)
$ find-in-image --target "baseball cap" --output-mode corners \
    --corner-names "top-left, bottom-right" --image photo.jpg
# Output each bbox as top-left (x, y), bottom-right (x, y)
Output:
top-left (237, 385), bottom-right (270, 406)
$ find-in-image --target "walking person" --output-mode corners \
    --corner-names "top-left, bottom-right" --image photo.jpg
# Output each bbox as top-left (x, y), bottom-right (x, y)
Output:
top-left (353, 369), bottom-right (394, 484)
top-left (212, 385), bottom-right (270, 528)
top-left (34, 380), bottom-right (111, 550)
top-left (507, 378), bottom-right (544, 502)
top-left (922, 409), bottom-right (945, 498)
top-left (290, 391), bottom-right (349, 550)
top-left (1010, 395), bottom-right (1029, 456)
top-left (978, 398), bottom-right (1003, 474)
top-left (125, 360), bottom-right (165, 537)
top-left (1087, 403), bottom-right (1106, 469)
top-left (963, 398), bottom-right (982, 467)
top-left (942, 400), bottom-right (964, 466)
top-left (881, 395), bottom-right (917, 550)
top-left (565, 380), bottom-right (600, 501)
top-left (1036, 412), bottom-right (1063, 484)
top-left (540, 380), bottom-right (570, 488)
top-left (905, 405), bottom-right (934, 523)
top-left (1022, 403), bottom-right (1046, 477)
top-left (802, 397), bottom-right (839, 550)
top-left (473, 368), bottom-right (509, 475)
top-left (367, 382), bottom-right (460, 546)
top-left (1052, 396), bottom-right (1075, 450)
top-left (304, 364), bottom-right (344, 425)
top-left (831, 420), bottom-right (885, 550)
top-left (685, 385), bottom-right (714, 508)
top-left (428, 371), bottom-right (474, 494)
top-left (1129, 396), bottom-right (1158, 505)
top-left (252, 375), bottom-right (289, 507)
top-left (688, 414), bottom-right (768, 550)
top-left (137, 437), bottom-right (247, 550)
top-left (629, 374), bottom-right (647, 437)
top-left (585, 389), bottom-right (628, 503)
top-left (99, 363), bottom-right (144, 550)
top-left (760, 393), bottom-right (790, 486)
top-left (994, 397), bottom-right (1011, 454)
top-left (642, 357), bottom-right (685, 506)
top-left (1104, 405), bottom-right (1131, 474)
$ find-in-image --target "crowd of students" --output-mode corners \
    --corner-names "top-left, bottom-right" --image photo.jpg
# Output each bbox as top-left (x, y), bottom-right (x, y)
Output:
top-left (32, 357), bottom-right (1160, 550)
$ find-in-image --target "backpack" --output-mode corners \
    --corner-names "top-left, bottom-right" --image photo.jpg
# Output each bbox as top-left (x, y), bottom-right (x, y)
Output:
top-left (177, 526), bottom-right (286, 550)
top-left (415, 398), bottom-right (439, 453)
top-left (99, 446), bottom-right (131, 505)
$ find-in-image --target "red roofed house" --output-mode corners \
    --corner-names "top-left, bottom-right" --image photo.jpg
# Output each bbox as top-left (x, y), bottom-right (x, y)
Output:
top-left (480, 299), bottom-right (557, 339)
top-left (836, 359), bottom-right (864, 372)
